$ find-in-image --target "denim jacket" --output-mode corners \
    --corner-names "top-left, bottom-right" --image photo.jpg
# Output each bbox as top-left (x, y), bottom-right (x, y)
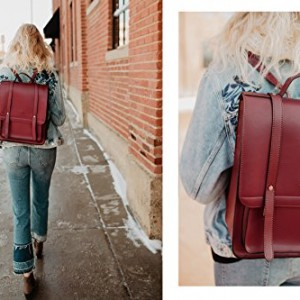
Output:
top-left (180, 61), bottom-right (300, 258)
top-left (0, 65), bottom-right (66, 148)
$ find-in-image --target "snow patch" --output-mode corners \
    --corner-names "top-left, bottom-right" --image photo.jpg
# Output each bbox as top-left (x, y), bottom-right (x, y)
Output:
top-left (82, 129), bottom-right (162, 254)
top-left (100, 200), bottom-right (120, 216)
top-left (56, 220), bottom-right (73, 229)
top-left (89, 165), bottom-right (106, 174)
top-left (86, 144), bottom-right (95, 151)
top-left (123, 215), bottom-right (162, 253)
top-left (83, 129), bottom-right (104, 151)
top-left (82, 155), bottom-right (99, 163)
top-left (70, 165), bottom-right (89, 175)
top-left (108, 161), bottom-right (129, 206)
top-left (65, 100), bottom-right (162, 254)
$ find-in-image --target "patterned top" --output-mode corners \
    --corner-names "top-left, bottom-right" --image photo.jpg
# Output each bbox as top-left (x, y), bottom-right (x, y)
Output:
top-left (222, 75), bottom-right (260, 128)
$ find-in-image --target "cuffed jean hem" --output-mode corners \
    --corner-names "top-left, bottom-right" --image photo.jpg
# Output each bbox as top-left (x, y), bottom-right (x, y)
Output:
top-left (13, 259), bottom-right (35, 275)
top-left (13, 242), bottom-right (34, 275)
top-left (31, 232), bottom-right (47, 243)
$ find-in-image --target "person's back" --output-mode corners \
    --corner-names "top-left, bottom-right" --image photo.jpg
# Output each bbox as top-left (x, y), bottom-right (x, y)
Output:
top-left (0, 23), bottom-right (65, 296)
top-left (180, 12), bottom-right (300, 286)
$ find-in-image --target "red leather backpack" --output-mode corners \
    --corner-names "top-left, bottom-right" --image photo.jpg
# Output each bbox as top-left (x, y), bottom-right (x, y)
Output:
top-left (226, 53), bottom-right (300, 261)
top-left (0, 70), bottom-right (48, 145)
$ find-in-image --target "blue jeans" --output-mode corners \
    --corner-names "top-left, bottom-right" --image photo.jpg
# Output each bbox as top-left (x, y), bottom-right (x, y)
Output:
top-left (214, 258), bottom-right (300, 286)
top-left (3, 146), bottom-right (57, 274)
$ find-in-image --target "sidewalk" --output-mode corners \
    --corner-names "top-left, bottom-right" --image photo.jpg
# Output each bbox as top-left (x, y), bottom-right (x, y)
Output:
top-left (0, 100), bottom-right (162, 299)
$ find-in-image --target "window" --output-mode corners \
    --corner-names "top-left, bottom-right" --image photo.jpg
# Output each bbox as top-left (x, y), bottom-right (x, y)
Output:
top-left (112, 0), bottom-right (129, 49)
top-left (70, 1), bottom-right (77, 62)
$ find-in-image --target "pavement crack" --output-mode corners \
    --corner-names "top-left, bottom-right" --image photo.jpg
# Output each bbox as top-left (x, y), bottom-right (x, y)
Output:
top-left (51, 226), bottom-right (102, 231)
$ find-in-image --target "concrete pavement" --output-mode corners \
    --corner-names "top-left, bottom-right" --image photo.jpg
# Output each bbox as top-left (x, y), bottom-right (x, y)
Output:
top-left (0, 100), bottom-right (162, 299)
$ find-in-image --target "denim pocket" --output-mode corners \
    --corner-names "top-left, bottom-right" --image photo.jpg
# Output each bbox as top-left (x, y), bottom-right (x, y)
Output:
top-left (3, 147), bottom-right (22, 167)
top-left (35, 148), bottom-right (57, 168)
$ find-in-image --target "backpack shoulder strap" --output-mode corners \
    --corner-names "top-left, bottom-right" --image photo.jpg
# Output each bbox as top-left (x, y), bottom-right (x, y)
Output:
top-left (10, 68), bottom-right (38, 83)
top-left (247, 51), bottom-right (282, 89)
top-left (30, 69), bottom-right (38, 82)
top-left (10, 68), bottom-right (22, 82)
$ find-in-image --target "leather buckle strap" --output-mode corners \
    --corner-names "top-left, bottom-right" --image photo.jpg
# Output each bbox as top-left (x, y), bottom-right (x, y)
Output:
top-left (32, 84), bottom-right (39, 141)
top-left (264, 94), bottom-right (283, 261)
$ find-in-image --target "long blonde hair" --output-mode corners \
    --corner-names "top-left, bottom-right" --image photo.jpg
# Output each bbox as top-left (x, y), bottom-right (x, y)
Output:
top-left (212, 12), bottom-right (300, 83)
top-left (3, 23), bottom-right (54, 72)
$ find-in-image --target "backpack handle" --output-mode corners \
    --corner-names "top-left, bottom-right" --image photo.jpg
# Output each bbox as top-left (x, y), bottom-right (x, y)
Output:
top-left (279, 73), bottom-right (300, 97)
top-left (11, 69), bottom-right (38, 83)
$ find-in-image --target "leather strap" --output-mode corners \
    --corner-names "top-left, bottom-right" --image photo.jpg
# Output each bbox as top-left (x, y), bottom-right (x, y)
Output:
top-left (4, 82), bottom-right (14, 138)
top-left (11, 69), bottom-right (22, 82)
top-left (264, 94), bottom-right (283, 261)
top-left (279, 73), bottom-right (300, 97)
top-left (248, 52), bottom-right (283, 90)
top-left (32, 84), bottom-right (39, 141)
top-left (11, 68), bottom-right (38, 83)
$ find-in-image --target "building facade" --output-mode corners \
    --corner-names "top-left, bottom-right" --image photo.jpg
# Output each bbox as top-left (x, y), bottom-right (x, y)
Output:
top-left (45, 0), bottom-right (162, 239)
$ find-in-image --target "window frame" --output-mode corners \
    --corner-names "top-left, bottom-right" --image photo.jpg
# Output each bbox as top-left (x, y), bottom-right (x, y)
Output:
top-left (69, 1), bottom-right (78, 63)
top-left (112, 0), bottom-right (129, 49)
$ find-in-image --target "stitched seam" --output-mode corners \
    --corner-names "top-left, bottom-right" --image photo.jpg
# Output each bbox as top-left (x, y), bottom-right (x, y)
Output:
top-left (211, 70), bottom-right (239, 158)
top-left (271, 98), bottom-right (283, 253)
top-left (239, 96), bottom-right (246, 198)
top-left (191, 129), bottom-right (226, 199)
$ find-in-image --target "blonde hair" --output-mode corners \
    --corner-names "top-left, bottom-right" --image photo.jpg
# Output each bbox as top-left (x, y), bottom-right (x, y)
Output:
top-left (3, 23), bottom-right (54, 73)
top-left (212, 12), bottom-right (300, 83)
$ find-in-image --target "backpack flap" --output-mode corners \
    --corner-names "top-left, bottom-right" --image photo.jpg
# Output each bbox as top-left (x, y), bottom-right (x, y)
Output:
top-left (0, 80), bottom-right (48, 144)
top-left (238, 92), bottom-right (300, 208)
top-left (236, 91), bottom-right (300, 257)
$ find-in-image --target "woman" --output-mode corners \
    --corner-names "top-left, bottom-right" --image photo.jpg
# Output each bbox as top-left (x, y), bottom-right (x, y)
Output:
top-left (0, 24), bottom-right (65, 295)
top-left (180, 12), bottom-right (300, 286)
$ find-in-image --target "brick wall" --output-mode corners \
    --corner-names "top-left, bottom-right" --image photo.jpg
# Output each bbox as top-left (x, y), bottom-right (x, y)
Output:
top-left (68, 1), bottom-right (88, 92)
top-left (128, 0), bottom-right (162, 175)
top-left (86, 1), bottom-right (130, 139)
top-left (49, 0), bottom-right (163, 238)
top-left (85, 0), bottom-right (162, 175)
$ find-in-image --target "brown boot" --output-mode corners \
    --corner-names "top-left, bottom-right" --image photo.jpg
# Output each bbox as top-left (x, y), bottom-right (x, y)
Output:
top-left (23, 272), bottom-right (36, 297)
top-left (33, 239), bottom-right (43, 259)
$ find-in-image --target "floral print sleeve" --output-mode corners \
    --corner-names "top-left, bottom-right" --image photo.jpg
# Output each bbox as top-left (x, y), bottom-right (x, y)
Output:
top-left (0, 74), bottom-right (9, 82)
top-left (35, 71), bottom-right (66, 126)
top-left (222, 75), bottom-right (260, 137)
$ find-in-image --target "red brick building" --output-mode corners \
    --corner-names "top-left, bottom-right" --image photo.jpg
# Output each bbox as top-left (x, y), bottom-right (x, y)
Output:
top-left (44, 0), bottom-right (162, 239)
